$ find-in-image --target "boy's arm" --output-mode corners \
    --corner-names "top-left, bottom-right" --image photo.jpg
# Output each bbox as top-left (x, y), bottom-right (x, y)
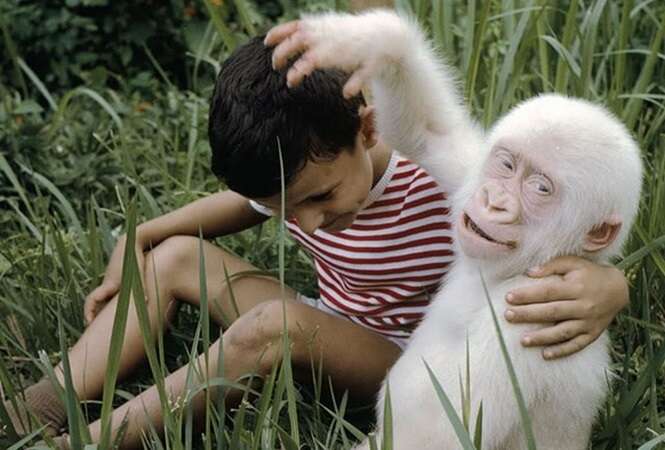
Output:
top-left (84, 191), bottom-right (267, 324)
top-left (503, 256), bottom-right (629, 359)
top-left (266, 10), bottom-right (482, 193)
top-left (136, 190), bottom-right (267, 248)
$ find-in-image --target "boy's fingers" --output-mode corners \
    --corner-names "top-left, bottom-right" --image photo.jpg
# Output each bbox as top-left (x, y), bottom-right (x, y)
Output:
top-left (264, 21), bottom-right (300, 47)
top-left (506, 277), bottom-right (582, 305)
top-left (542, 333), bottom-right (593, 360)
top-left (84, 284), bottom-right (114, 324)
top-left (271, 30), bottom-right (309, 70)
top-left (85, 284), bottom-right (112, 303)
top-left (527, 255), bottom-right (586, 277)
top-left (83, 299), bottom-right (97, 325)
top-left (519, 320), bottom-right (585, 348)
top-left (505, 301), bottom-right (581, 324)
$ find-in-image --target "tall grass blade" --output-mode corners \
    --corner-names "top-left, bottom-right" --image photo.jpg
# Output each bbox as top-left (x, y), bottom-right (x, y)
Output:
top-left (473, 402), bottom-right (483, 449)
top-left (5, 200), bottom-right (43, 243)
top-left (1, 20), bottom-right (28, 95)
top-left (56, 305), bottom-right (86, 448)
top-left (535, 3), bottom-right (550, 91)
top-left (91, 195), bottom-right (114, 257)
top-left (16, 57), bottom-right (56, 111)
top-left (0, 354), bottom-right (21, 441)
top-left (430, 0), bottom-right (453, 55)
top-left (493, 2), bottom-right (534, 116)
top-left (381, 382), bottom-right (393, 450)
top-left (423, 360), bottom-right (476, 450)
top-left (185, 101), bottom-right (200, 193)
top-left (611, 339), bottom-right (665, 428)
top-left (57, 87), bottom-right (123, 130)
top-left (228, 383), bottom-right (249, 449)
top-left (143, 44), bottom-right (175, 90)
top-left (203, 0), bottom-right (238, 51)
top-left (554, 0), bottom-right (579, 92)
top-left (85, 202), bottom-right (104, 287)
top-left (616, 234), bottom-right (665, 269)
top-left (18, 163), bottom-right (83, 235)
top-left (318, 399), bottom-right (367, 444)
top-left (0, 153), bottom-right (37, 221)
top-left (197, 230), bottom-right (213, 450)
top-left (578, 0), bottom-right (607, 98)
top-left (231, 0), bottom-right (258, 35)
top-left (129, 241), bottom-right (174, 438)
top-left (612, 0), bottom-right (634, 108)
top-left (461, 0), bottom-right (476, 77)
top-left (460, 335), bottom-right (471, 431)
top-left (7, 427), bottom-right (45, 449)
top-left (251, 363), bottom-right (280, 450)
top-left (638, 433), bottom-right (665, 450)
top-left (98, 202), bottom-right (139, 448)
top-left (184, 321), bottom-right (204, 450)
top-left (275, 138), bottom-right (300, 444)
top-left (479, 271), bottom-right (536, 450)
top-left (624, 11), bottom-right (665, 129)
top-left (464, 0), bottom-right (491, 103)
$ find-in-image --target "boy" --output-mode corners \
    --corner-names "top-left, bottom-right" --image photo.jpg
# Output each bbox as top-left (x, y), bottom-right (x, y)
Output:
top-left (4, 36), bottom-right (628, 449)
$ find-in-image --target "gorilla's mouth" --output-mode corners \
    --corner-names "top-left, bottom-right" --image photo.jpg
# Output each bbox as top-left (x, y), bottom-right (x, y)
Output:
top-left (463, 213), bottom-right (515, 248)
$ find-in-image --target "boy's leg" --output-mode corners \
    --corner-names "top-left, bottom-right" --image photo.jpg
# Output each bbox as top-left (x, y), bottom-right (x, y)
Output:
top-left (56, 235), bottom-right (296, 401)
top-left (73, 299), bottom-right (401, 449)
top-left (5, 236), bottom-right (298, 436)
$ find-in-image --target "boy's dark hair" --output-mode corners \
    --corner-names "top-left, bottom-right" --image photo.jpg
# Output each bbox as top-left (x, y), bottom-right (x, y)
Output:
top-left (208, 36), bottom-right (366, 198)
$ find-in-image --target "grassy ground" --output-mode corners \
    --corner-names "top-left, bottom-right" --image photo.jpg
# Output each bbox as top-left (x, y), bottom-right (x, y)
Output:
top-left (1, 0), bottom-right (664, 449)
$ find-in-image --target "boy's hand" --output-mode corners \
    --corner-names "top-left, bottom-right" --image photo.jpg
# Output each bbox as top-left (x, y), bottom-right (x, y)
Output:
top-left (504, 256), bottom-right (628, 360)
top-left (84, 235), bottom-right (146, 325)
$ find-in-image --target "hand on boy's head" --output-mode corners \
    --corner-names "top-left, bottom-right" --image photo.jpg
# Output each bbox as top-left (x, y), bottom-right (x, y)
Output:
top-left (265, 20), bottom-right (312, 87)
top-left (502, 256), bottom-right (629, 360)
top-left (265, 21), bottom-right (303, 69)
top-left (265, 18), bottom-right (369, 98)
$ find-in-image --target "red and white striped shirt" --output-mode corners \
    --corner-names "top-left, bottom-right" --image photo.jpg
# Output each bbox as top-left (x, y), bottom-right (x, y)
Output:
top-left (253, 152), bottom-right (454, 340)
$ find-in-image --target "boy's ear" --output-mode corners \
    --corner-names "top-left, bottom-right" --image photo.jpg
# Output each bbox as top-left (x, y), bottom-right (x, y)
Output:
top-left (359, 105), bottom-right (378, 149)
top-left (583, 214), bottom-right (622, 252)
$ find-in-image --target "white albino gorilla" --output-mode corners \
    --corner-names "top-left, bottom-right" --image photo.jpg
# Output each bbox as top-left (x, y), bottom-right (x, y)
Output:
top-left (266, 10), bottom-right (643, 450)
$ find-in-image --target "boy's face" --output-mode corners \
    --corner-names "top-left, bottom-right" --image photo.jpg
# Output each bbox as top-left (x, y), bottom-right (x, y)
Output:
top-left (252, 134), bottom-right (376, 235)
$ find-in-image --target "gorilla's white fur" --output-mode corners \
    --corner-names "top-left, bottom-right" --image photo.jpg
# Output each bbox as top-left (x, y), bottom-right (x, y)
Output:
top-left (286, 10), bottom-right (642, 450)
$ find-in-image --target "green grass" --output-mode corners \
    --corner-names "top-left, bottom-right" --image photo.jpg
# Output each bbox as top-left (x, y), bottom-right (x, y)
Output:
top-left (1, 0), bottom-right (664, 449)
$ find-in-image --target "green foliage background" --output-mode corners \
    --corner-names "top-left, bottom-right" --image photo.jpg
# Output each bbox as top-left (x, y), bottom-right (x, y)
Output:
top-left (0, 0), bottom-right (664, 449)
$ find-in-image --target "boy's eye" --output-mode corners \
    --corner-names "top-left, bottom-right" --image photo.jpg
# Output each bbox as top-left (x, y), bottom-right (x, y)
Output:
top-left (309, 190), bottom-right (333, 202)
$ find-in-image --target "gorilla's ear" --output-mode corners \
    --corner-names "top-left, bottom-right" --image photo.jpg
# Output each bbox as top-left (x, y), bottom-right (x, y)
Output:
top-left (583, 214), bottom-right (622, 252)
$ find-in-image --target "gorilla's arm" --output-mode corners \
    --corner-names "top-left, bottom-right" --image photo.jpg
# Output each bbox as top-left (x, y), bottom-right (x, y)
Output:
top-left (266, 9), bottom-right (483, 193)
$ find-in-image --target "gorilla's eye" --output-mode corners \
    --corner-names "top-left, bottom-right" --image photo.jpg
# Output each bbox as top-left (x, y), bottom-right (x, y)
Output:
top-left (496, 150), bottom-right (515, 173)
top-left (526, 175), bottom-right (553, 196)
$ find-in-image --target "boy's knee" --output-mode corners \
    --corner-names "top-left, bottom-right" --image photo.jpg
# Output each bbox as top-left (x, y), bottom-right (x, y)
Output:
top-left (147, 235), bottom-right (200, 272)
top-left (142, 236), bottom-right (204, 304)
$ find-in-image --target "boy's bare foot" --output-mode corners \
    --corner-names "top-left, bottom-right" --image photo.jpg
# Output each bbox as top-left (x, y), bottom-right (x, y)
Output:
top-left (3, 377), bottom-right (66, 437)
top-left (34, 434), bottom-right (70, 450)
top-left (50, 433), bottom-right (71, 450)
